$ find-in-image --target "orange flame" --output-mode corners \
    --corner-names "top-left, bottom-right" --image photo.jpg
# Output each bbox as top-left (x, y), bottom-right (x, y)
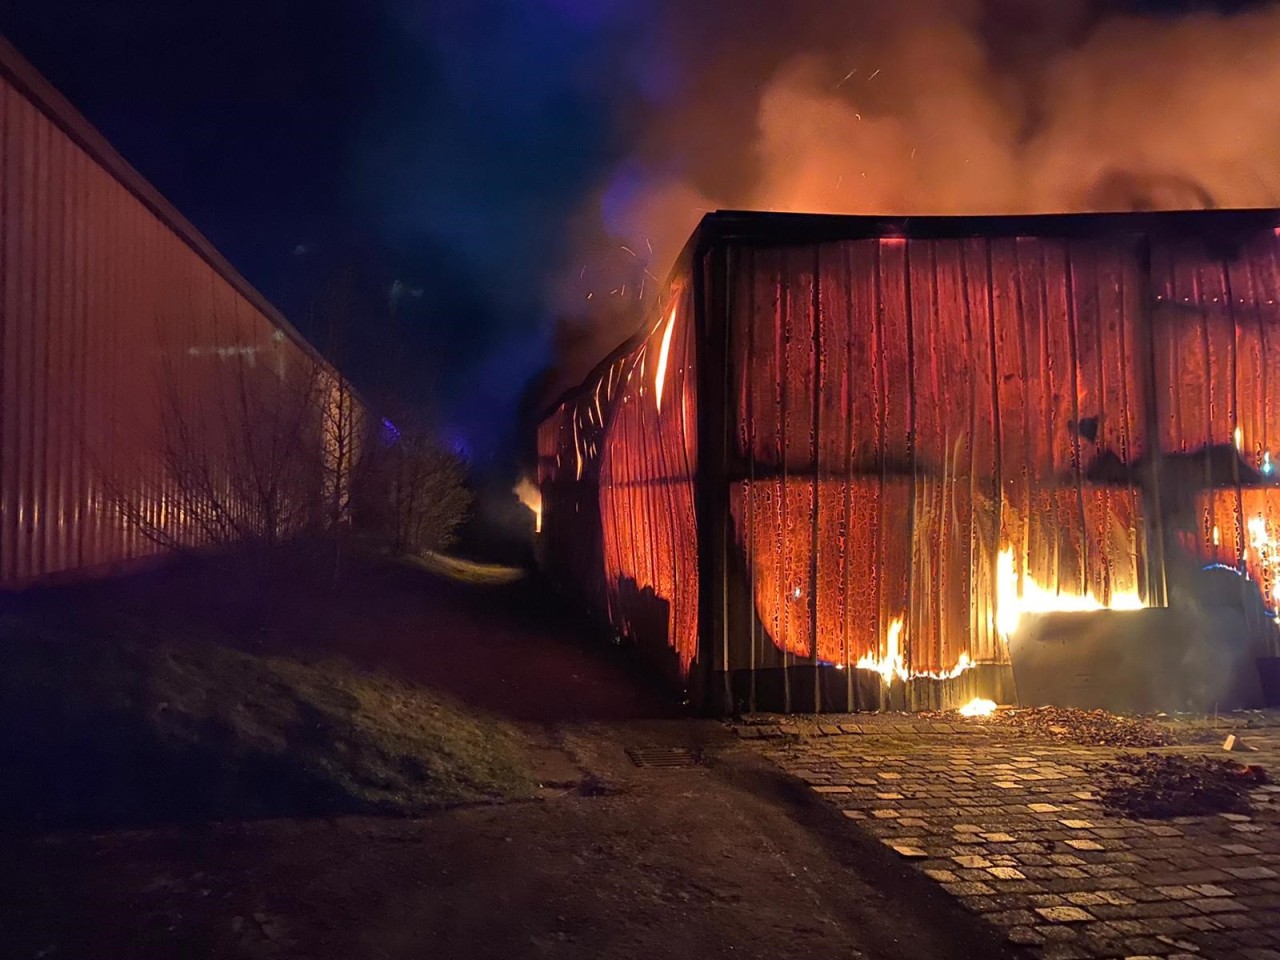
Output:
top-left (513, 477), bottom-right (542, 534)
top-left (855, 616), bottom-right (974, 683)
top-left (958, 697), bottom-right (997, 717)
top-left (654, 303), bottom-right (677, 413)
top-left (995, 547), bottom-right (1145, 638)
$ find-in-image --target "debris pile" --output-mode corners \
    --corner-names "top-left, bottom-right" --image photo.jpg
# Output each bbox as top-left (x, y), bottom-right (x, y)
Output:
top-left (968, 706), bottom-right (1178, 747)
top-left (1092, 752), bottom-right (1269, 819)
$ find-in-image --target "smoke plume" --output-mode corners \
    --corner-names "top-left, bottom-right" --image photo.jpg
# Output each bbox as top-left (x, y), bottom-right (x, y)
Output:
top-left (545, 0), bottom-right (1280, 401)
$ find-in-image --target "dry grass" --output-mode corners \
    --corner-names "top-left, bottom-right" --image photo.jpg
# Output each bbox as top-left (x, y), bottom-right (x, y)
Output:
top-left (407, 551), bottom-right (526, 585)
top-left (0, 570), bottom-right (534, 829)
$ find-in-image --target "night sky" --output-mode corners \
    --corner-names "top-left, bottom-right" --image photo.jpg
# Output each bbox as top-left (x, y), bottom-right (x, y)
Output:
top-left (0, 0), bottom-right (1266, 467)
top-left (0, 0), bottom-right (640, 466)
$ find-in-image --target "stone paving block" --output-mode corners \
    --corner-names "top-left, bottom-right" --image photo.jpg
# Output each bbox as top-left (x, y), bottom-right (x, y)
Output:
top-left (1079, 864), bottom-right (1122, 878)
top-left (1021, 866), bottom-right (1059, 881)
top-left (1039, 945), bottom-right (1094, 959)
top-left (1213, 839), bottom-right (1264, 855)
top-left (1123, 902), bottom-right (1195, 920)
top-left (1155, 885), bottom-right (1198, 900)
top-left (1036, 905), bottom-right (1095, 922)
top-left (1033, 923), bottom-right (1084, 942)
top-left (1004, 924), bottom-right (1043, 945)
top-left (1186, 883), bottom-right (1234, 897)
top-left (988, 908), bottom-right (1040, 927)
top-left (811, 785), bottom-right (852, 795)
top-left (1177, 916), bottom-right (1228, 931)
top-left (1063, 891), bottom-right (1109, 906)
top-left (1226, 865), bottom-right (1278, 879)
top-left (1064, 838), bottom-right (1106, 851)
top-left (1048, 853), bottom-right (1087, 866)
top-left (941, 881), bottom-right (996, 896)
top-left (756, 721), bottom-right (1280, 960)
top-left (1188, 896), bottom-right (1247, 914)
top-left (987, 867), bottom-right (1026, 880)
top-left (888, 844), bottom-right (929, 859)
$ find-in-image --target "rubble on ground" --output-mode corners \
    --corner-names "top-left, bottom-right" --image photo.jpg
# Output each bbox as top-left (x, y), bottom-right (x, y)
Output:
top-left (957, 705), bottom-right (1178, 747)
top-left (1091, 752), bottom-right (1269, 818)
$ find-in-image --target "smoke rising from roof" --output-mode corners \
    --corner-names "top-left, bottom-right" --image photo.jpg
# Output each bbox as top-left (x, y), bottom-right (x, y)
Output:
top-left (544, 0), bottom-right (1280, 403)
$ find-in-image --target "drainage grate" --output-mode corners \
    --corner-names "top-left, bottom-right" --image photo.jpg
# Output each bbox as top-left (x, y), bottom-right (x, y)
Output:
top-left (625, 746), bottom-right (698, 768)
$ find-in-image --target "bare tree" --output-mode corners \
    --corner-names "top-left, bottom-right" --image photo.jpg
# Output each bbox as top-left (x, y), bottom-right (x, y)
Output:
top-left (95, 343), bottom-right (357, 561)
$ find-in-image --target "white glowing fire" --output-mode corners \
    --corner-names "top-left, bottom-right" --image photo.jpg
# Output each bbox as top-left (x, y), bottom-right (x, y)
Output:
top-left (995, 548), bottom-right (1144, 639)
top-left (855, 616), bottom-right (974, 684)
top-left (958, 697), bottom-right (997, 717)
top-left (1246, 515), bottom-right (1280, 608)
top-left (513, 477), bottom-right (543, 534)
top-left (654, 303), bottom-right (677, 413)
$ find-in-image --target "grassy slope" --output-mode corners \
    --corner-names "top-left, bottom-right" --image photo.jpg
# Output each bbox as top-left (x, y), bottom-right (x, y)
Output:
top-left (0, 563), bottom-right (534, 829)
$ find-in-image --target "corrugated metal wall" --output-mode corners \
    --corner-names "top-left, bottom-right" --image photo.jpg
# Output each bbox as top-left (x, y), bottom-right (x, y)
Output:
top-left (722, 236), bottom-right (1150, 708)
top-left (0, 41), bottom-right (361, 586)
top-left (716, 221), bottom-right (1280, 711)
top-left (538, 278), bottom-right (699, 688)
top-left (541, 211), bottom-right (1280, 713)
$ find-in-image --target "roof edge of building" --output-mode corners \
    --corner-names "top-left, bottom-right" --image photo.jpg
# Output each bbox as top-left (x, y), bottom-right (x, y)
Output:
top-left (0, 33), bottom-right (337, 378)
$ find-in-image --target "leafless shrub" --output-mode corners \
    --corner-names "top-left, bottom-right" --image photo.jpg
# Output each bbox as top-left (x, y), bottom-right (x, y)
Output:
top-left (352, 429), bottom-right (472, 556)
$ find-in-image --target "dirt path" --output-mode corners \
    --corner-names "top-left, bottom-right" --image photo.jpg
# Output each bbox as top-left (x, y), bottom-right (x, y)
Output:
top-left (246, 557), bottom-right (680, 723)
top-left (2, 720), bottom-right (1015, 960)
top-left (0, 560), bottom-right (1019, 959)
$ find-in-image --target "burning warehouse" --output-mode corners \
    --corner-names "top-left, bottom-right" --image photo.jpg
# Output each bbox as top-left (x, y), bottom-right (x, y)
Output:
top-left (537, 209), bottom-right (1280, 715)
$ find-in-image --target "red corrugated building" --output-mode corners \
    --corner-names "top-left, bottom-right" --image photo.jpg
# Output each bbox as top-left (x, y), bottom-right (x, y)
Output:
top-left (0, 37), bottom-right (363, 586)
top-left (539, 209), bottom-right (1280, 713)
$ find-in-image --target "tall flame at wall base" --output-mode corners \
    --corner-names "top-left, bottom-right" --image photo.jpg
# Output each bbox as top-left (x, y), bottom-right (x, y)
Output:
top-left (995, 548), bottom-right (1146, 639)
top-left (855, 618), bottom-right (975, 684)
top-left (854, 547), bottom-right (1149, 685)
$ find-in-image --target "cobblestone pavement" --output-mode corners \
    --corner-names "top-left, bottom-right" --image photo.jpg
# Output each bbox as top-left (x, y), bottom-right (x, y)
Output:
top-left (740, 714), bottom-right (1280, 960)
